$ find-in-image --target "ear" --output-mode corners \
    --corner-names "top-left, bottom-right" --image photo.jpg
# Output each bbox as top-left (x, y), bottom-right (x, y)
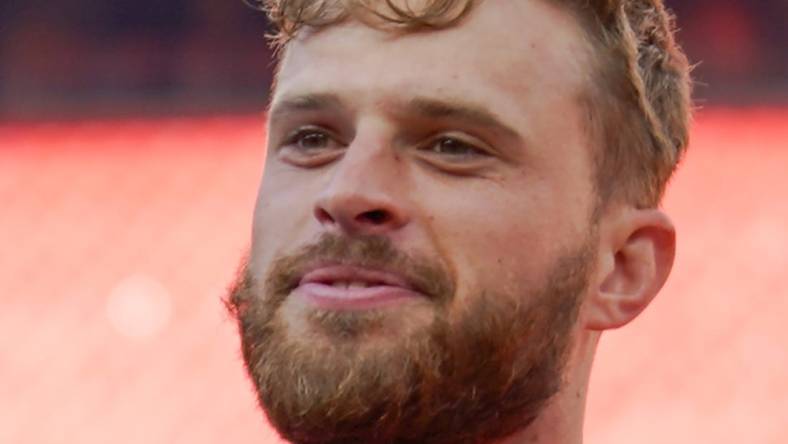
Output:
top-left (584, 208), bottom-right (676, 331)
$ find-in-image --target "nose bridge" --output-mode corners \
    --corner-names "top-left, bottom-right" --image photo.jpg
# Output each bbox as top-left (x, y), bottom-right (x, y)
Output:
top-left (333, 131), bottom-right (398, 191)
top-left (315, 130), bottom-right (410, 234)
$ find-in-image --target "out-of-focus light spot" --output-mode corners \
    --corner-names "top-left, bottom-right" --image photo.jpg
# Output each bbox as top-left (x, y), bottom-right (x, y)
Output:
top-left (106, 274), bottom-right (172, 340)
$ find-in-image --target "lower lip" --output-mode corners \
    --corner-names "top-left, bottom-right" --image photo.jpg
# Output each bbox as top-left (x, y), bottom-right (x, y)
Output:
top-left (293, 283), bottom-right (423, 310)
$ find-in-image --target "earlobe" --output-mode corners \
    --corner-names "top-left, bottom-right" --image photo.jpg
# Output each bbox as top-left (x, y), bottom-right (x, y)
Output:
top-left (584, 209), bottom-right (676, 331)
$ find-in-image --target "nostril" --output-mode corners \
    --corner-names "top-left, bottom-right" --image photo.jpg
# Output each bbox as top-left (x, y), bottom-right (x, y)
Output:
top-left (358, 209), bottom-right (390, 225)
top-left (315, 207), bottom-right (334, 224)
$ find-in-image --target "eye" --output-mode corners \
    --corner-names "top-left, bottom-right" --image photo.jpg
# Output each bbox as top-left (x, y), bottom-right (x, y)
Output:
top-left (424, 136), bottom-right (489, 160)
top-left (277, 126), bottom-right (344, 167)
top-left (283, 127), bottom-right (337, 152)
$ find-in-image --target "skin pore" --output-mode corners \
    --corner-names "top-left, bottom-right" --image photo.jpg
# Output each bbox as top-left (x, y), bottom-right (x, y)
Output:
top-left (230, 0), bottom-right (677, 443)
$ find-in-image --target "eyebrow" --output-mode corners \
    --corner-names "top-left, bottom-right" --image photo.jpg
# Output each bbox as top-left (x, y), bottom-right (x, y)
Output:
top-left (268, 93), bottom-right (522, 142)
top-left (268, 93), bottom-right (344, 123)
top-left (404, 97), bottom-right (522, 141)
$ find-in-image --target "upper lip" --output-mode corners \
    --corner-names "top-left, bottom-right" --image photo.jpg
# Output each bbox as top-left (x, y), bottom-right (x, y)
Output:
top-left (299, 263), bottom-right (415, 290)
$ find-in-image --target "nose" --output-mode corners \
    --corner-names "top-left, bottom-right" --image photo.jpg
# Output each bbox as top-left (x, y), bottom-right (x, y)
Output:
top-left (313, 147), bottom-right (410, 236)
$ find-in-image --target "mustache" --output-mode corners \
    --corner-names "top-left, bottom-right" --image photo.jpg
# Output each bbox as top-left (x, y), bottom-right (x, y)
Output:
top-left (265, 232), bottom-right (455, 304)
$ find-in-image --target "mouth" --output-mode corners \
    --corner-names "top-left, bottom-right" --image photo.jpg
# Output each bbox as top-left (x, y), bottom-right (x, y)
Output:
top-left (293, 264), bottom-right (425, 310)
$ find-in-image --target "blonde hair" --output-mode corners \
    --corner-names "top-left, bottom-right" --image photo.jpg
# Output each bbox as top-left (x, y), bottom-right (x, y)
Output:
top-left (251, 0), bottom-right (692, 207)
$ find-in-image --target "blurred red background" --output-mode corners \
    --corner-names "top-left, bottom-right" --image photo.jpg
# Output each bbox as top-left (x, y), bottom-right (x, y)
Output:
top-left (2, 0), bottom-right (787, 442)
top-left (2, 108), bottom-right (787, 443)
top-left (2, 0), bottom-right (787, 118)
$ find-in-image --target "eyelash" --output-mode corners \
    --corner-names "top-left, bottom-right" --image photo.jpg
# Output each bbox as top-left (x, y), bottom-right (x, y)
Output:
top-left (281, 127), bottom-right (339, 152)
top-left (422, 136), bottom-right (489, 159)
top-left (277, 127), bottom-right (491, 165)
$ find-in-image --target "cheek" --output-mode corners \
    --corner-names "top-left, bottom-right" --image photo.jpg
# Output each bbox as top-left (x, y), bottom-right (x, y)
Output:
top-left (251, 169), bottom-right (317, 268)
top-left (447, 228), bottom-right (548, 310)
top-left (420, 176), bottom-right (583, 306)
top-left (425, 193), bottom-right (540, 292)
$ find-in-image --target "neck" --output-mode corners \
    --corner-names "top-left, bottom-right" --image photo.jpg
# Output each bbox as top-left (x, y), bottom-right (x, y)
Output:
top-left (496, 331), bottom-right (598, 444)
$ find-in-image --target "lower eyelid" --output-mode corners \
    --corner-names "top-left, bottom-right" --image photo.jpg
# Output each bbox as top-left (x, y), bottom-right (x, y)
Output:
top-left (278, 149), bottom-right (343, 167)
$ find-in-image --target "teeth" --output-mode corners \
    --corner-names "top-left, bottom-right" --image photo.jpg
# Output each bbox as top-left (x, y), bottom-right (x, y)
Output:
top-left (329, 281), bottom-right (371, 289)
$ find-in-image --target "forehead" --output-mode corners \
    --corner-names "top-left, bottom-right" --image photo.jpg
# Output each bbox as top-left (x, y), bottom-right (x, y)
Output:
top-left (272, 0), bottom-right (593, 113)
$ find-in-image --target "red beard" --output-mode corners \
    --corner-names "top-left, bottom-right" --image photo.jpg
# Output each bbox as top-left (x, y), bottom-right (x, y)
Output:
top-left (228, 233), bottom-right (592, 444)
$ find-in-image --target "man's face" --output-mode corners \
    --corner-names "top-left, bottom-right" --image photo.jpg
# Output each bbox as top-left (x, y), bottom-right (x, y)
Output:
top-left (232, 1), bottom-right (601, 442)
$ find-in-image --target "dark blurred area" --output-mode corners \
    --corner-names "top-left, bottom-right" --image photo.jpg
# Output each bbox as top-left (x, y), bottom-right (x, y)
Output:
top-left (0, 0), bottom-right (786, 120)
